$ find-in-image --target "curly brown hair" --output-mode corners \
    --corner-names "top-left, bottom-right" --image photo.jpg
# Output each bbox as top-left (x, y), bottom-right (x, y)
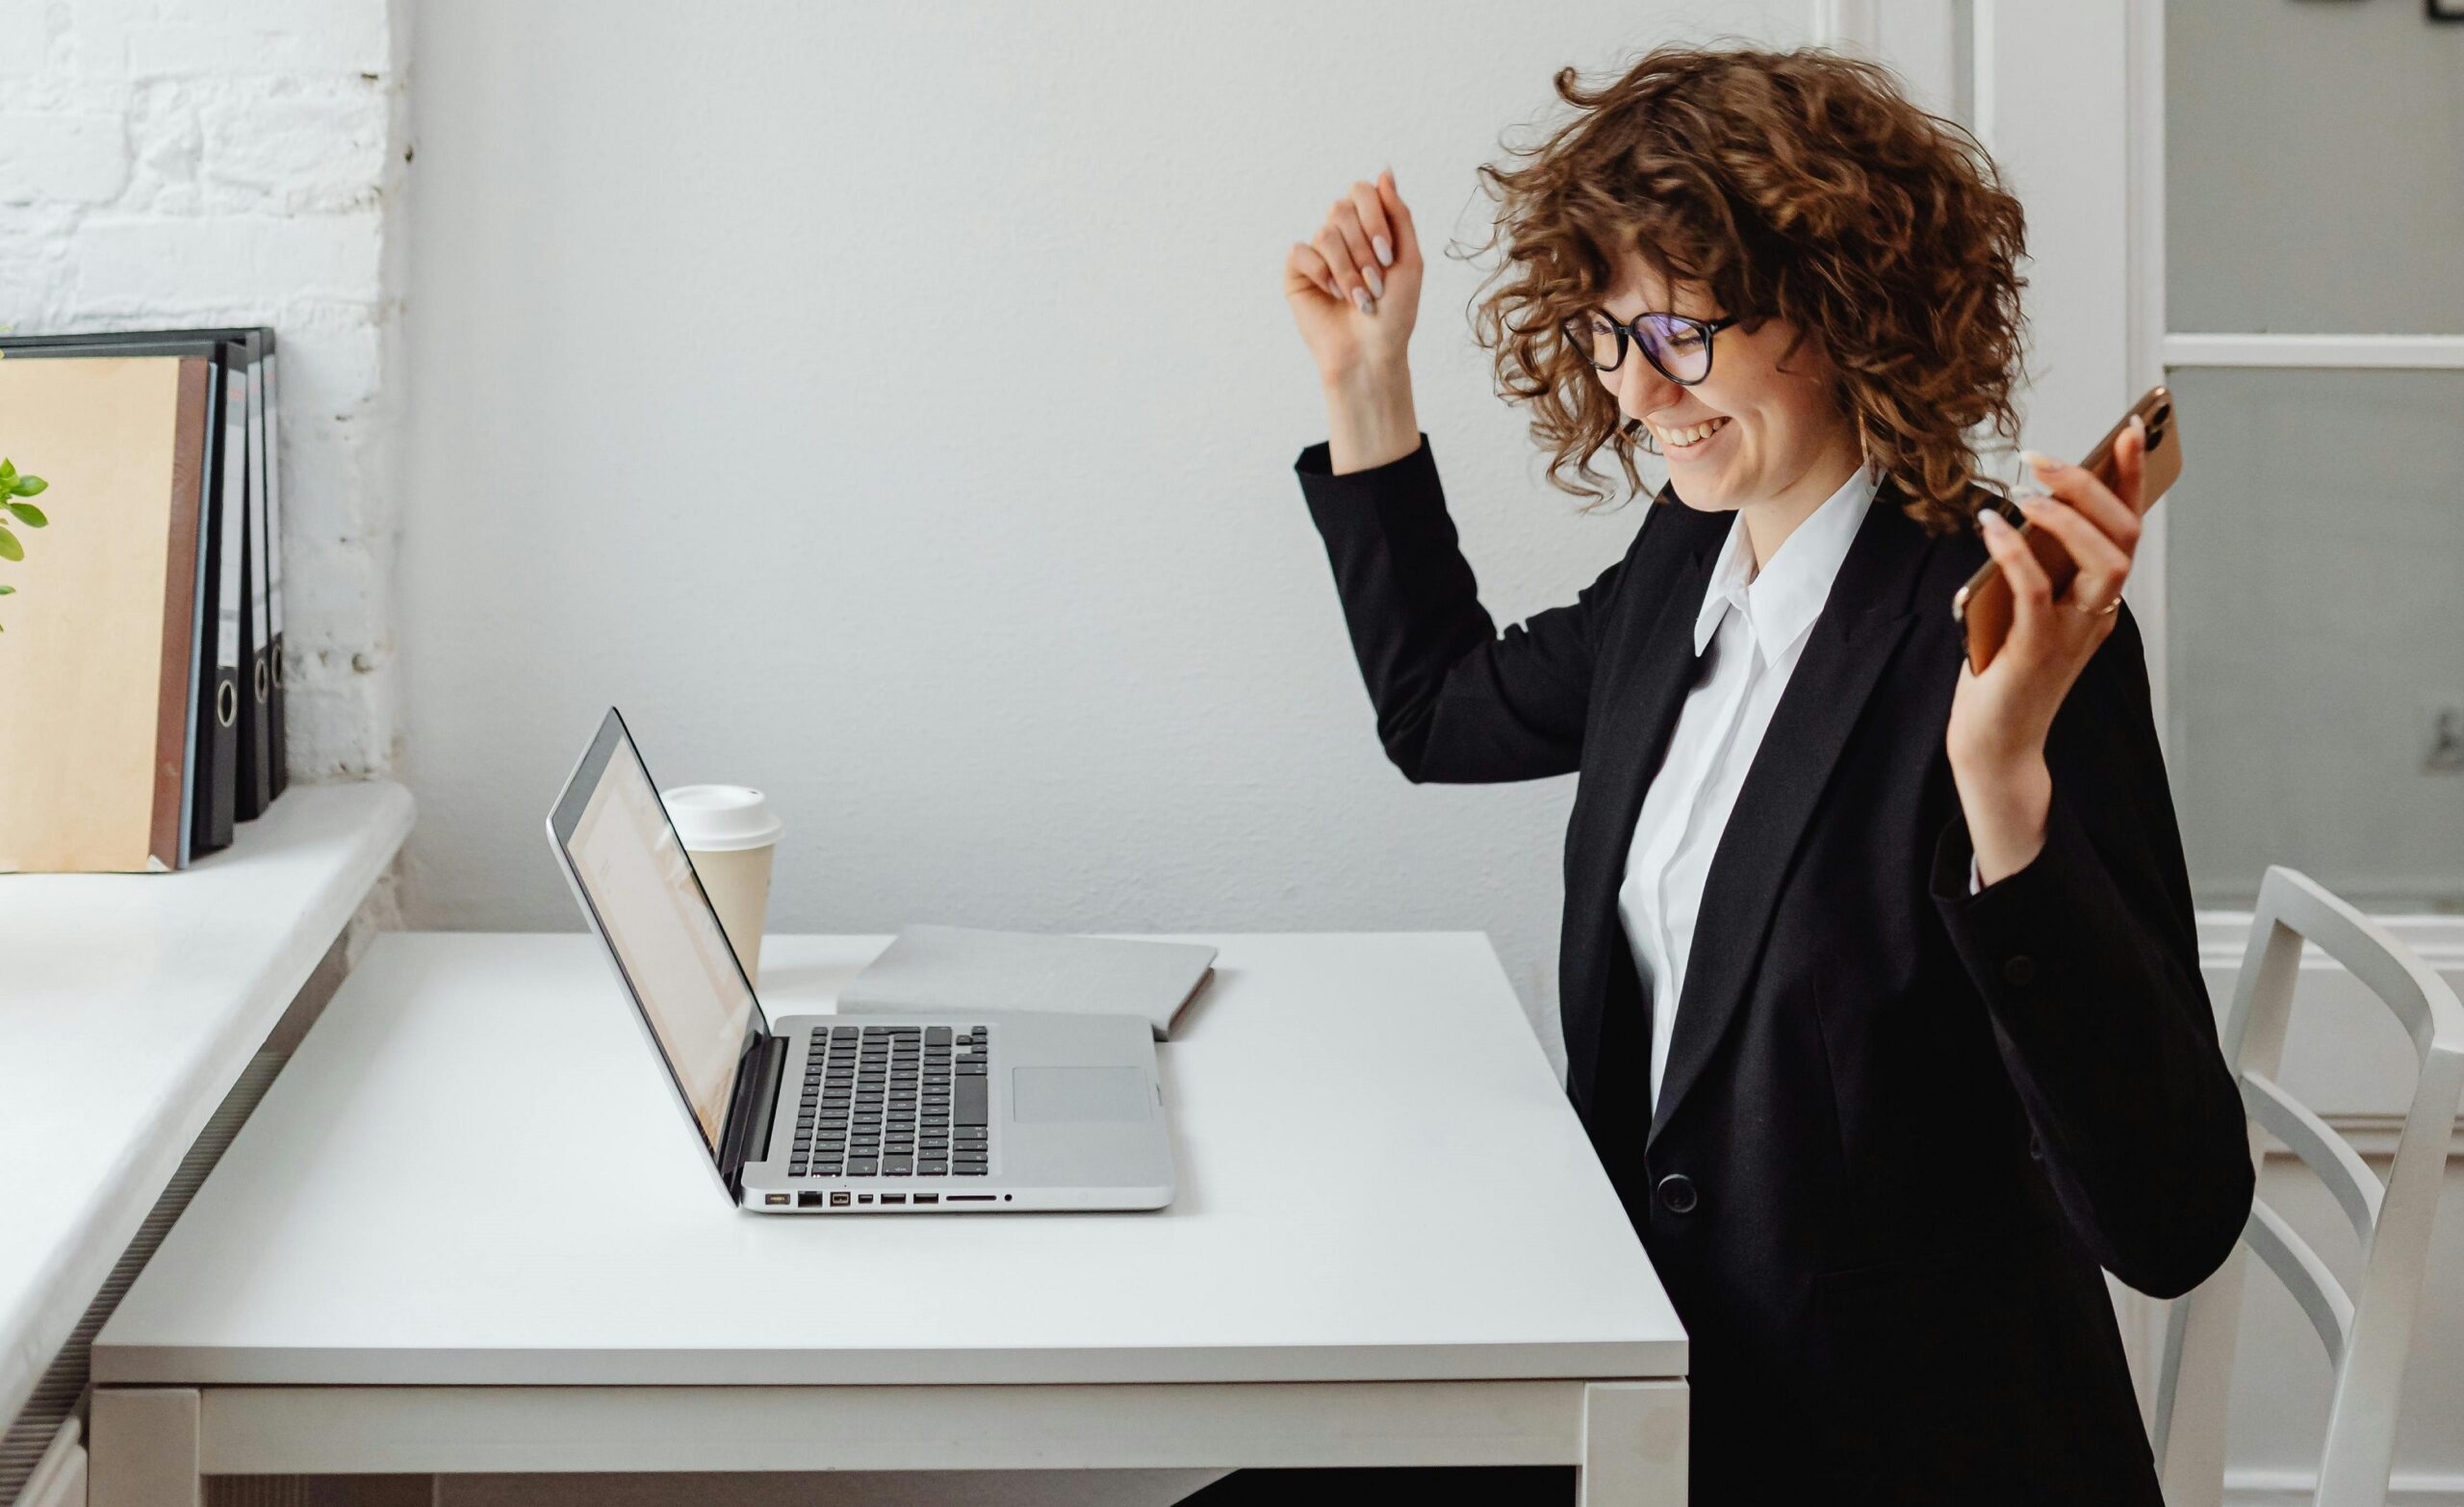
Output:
top-left (1460, 41), bottom-right (2029, 533)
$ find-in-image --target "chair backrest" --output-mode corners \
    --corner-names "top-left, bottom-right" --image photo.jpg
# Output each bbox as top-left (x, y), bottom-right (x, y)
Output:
top-left (2152, 865), bottom-right (2464, 1507)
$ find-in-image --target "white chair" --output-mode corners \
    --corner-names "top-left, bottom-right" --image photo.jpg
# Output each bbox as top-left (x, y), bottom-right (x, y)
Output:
top-left (2152, 865), bottom-right (2464, 1507)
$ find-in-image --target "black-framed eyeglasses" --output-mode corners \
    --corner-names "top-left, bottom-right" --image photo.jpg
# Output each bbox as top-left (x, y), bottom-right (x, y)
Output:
top-left (1559, 309), bottom-right (1741, 385)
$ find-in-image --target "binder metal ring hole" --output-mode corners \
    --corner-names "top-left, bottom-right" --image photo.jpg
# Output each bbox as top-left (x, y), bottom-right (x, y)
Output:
top-left (254, 661), bottom-right (270, 701)
top-left (217, 680), bottom-right (239, 727)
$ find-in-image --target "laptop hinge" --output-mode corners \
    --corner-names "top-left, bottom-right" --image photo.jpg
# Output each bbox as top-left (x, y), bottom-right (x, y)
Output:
top-left (718, 1031), bottom-right (788, 1190)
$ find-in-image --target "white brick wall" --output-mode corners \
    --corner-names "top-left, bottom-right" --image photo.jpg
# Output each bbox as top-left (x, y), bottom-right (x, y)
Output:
top-left (0, 0), bottom-right (409, 794)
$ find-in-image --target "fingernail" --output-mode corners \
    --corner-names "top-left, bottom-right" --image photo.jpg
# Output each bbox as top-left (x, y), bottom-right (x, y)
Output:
top-left (1373, 235), bottom-right (1394, 268)
top-left (2019, 448), bottom-right (2057, 472)
top-left (1353, 288), bottom-right (1373, 315)
top-left (2014, 494), bottom-right (2041, 513)
top-left (1978, 507), bottom-right (2010, 532)
top-left (1365, 263), bottom-right (1384, 297)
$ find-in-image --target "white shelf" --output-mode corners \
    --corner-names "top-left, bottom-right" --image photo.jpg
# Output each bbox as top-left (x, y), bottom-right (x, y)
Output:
top-left (0, 779), bottom-right (414, 1428)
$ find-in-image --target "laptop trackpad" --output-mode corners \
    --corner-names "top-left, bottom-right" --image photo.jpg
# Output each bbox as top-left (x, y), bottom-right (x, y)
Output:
top-left (1011, 1066), bottom-right (1151, 1123)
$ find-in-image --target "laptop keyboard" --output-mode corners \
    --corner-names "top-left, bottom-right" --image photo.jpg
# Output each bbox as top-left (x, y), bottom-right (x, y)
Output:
top-left (789, 1024), bottom-right (990, 1178)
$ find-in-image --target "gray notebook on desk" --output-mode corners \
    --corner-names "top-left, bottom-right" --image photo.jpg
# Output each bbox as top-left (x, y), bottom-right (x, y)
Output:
top-left (837, 925), bottom-right (1217, 1040)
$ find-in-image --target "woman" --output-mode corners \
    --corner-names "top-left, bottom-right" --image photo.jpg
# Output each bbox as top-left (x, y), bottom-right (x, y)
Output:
top-left (1216, 43), bottom-right (2253, 1507)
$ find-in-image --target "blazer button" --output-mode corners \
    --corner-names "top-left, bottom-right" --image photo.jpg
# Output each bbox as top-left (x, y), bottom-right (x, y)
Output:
top-left (2028, 1135), bottom-right (2044, 1162)
top-left (2002, 954), bottom-right (2037, 987)
top-left (1656, 1173), bottom-right (1700, 1214)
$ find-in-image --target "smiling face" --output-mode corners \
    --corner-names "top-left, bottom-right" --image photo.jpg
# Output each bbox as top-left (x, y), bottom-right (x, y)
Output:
top-left (1596, 254), bottom-right (1865, 522)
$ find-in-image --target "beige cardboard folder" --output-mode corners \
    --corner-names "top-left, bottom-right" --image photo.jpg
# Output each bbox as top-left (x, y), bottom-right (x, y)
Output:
top-left (0, 355), bottom-right (212, 872)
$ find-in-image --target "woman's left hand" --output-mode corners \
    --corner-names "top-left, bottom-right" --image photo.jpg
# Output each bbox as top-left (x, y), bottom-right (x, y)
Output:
top-left (1946, 414), bottom-right (2152, 885)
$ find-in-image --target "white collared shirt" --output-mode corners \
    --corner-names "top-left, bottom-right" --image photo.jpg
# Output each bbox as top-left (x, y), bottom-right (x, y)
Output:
top-left (1618, 460), bottom-right (1882, 1112)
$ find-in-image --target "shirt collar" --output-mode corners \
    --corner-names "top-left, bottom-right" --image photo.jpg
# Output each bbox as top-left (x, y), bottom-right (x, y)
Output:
top-left (1692, 459), bottom-right (1882, 660)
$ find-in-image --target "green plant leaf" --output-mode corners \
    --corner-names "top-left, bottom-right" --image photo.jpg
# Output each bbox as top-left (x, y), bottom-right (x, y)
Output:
top-left (0, 459), bottom-right (15, 486)
top-left (0, 582), bottom-right (13, 593)
top-left (13, 475), bottom-right (44, 497)
top-left (7, 501), bottom-right (44, 527)
top-left (0, 526), bottom-right (18, 562)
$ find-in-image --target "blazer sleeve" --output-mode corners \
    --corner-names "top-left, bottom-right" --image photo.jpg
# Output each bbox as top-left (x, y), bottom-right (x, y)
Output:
top-left (1927, 601), bottom-right (2255, 1299)
top-left (1296, 433), bottom-right (1625, 784)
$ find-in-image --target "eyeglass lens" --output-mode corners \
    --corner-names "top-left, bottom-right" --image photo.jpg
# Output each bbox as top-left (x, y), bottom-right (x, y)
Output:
top-left (1566, 313), bottom-right (1713, 383)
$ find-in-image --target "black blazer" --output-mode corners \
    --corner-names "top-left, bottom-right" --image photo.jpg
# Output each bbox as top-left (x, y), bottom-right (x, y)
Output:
top-left (1296, 434), bottom-right (2254, 1507)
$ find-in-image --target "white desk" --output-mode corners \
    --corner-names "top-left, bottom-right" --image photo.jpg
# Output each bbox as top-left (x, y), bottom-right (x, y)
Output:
top-left (90, 932), bottom-right (1687, 1503)
top-left (0, 780), bottom-right (413, 1438)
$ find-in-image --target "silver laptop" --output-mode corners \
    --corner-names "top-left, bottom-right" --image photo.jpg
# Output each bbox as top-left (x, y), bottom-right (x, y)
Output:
top-left (547, 706), bottom-right (1176, 1214)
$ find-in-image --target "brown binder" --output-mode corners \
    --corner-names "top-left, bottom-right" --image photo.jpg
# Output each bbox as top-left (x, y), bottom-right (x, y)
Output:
top-left (0, 355), bottom-right (214, 872)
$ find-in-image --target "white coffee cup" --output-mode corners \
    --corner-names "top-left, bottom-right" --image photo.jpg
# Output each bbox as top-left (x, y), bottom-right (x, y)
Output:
top-left (662, 784), bottom-right (785, 984)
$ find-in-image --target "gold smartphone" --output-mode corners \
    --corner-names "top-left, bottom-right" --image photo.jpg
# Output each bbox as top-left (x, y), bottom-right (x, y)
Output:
top-left (1953, 385), bottom-right (2184, 673)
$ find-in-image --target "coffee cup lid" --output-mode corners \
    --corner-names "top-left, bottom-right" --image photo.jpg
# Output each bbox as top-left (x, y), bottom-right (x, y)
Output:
top-left (661, 784), bottom-right (785, 852)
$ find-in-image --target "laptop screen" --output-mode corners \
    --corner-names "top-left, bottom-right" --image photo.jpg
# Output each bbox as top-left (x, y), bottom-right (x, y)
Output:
top-left (550, 709), bottom-right (764, 1156)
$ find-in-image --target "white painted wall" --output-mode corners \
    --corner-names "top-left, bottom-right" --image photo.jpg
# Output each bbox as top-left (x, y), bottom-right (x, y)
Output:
top-left (395, 0), bottom-right (1810, 1080)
